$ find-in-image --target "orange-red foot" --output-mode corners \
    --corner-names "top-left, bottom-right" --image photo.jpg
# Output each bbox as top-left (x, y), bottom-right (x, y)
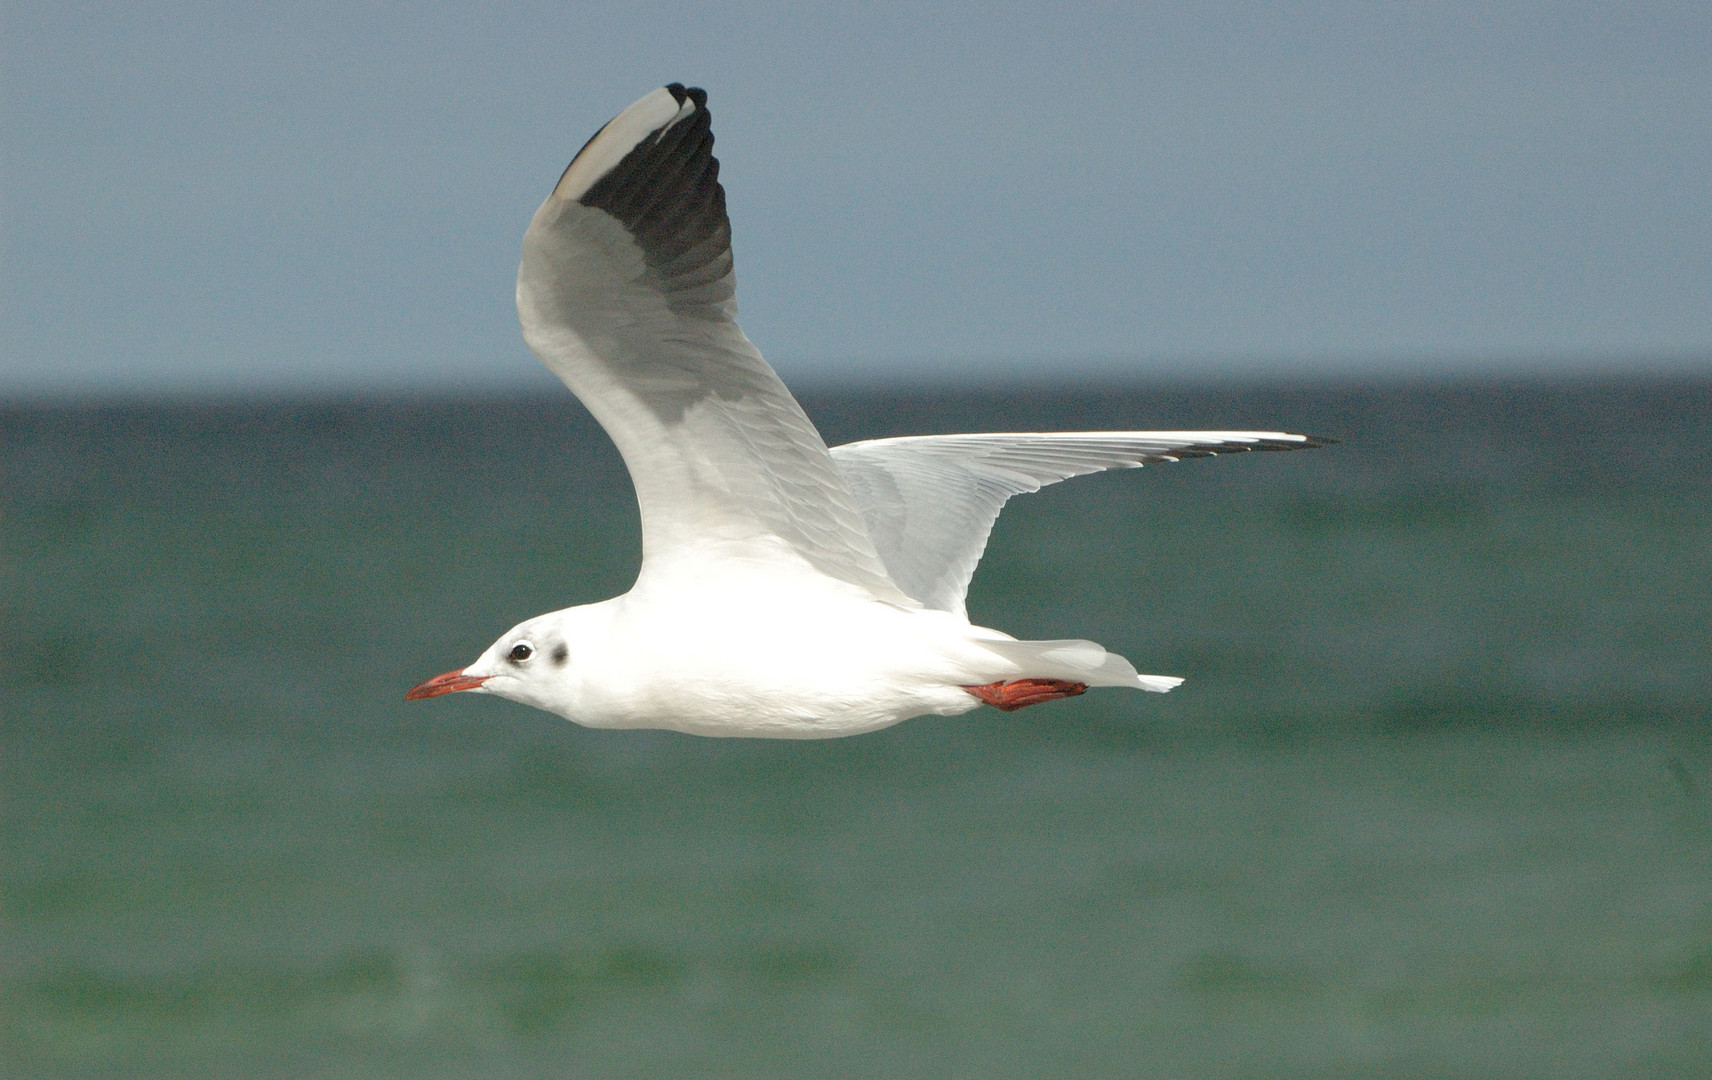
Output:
top-left (962, 679), bottom-right (1089, 712)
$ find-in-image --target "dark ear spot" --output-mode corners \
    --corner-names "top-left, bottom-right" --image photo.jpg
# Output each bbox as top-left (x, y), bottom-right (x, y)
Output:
top-left (551, 643), bottom-right (569, 666)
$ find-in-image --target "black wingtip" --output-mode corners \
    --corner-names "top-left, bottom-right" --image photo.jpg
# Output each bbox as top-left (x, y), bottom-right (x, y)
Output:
top-left (665, 83), bottom-right (707, 109)
top-left (572, 84), bottom-right (731, 307)
top-left (1250, 435), bottom-right (1338, 452)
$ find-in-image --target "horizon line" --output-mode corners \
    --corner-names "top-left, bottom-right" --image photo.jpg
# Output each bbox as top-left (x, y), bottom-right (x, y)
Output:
top-left (5, 354), bottom-right (1712, 409)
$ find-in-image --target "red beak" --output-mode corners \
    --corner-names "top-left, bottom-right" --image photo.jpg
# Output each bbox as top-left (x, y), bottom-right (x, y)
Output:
top-left (405, 668), bottom-right (491, 700)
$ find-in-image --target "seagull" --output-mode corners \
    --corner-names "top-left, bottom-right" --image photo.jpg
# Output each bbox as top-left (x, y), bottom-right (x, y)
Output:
top-left (406, 84), bottom-right (1327, 738)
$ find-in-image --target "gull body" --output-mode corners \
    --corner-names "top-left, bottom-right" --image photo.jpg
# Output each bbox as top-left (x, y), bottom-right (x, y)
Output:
top-left (407, 84), bottom-right (1326, 738)
top-left (453, 571), bottom-right (1018, 739)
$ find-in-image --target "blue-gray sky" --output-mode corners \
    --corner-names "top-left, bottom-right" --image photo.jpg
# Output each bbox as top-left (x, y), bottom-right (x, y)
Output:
top-left (3, 1), bottom-right (1709, 396)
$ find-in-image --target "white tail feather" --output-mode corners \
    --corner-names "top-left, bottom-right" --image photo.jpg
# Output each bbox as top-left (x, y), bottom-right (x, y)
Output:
top-left (977, 638), bottom-right (1184, 693)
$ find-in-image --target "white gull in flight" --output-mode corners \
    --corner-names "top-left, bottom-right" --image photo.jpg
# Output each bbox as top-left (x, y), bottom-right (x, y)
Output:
top-left (407, 84), bottom-right (1327, 738)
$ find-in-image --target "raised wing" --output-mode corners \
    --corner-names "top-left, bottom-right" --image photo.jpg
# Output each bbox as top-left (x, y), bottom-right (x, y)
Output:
top-left (516, 85), bottom-right (911, 602)
top-left (831, 431), bottom-right (1328, 617)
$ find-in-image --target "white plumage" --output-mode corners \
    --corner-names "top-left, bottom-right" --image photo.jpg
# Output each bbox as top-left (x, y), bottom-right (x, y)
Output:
top-left (832, 431), bottom-right (1323, 619)
top-left (406, 85), bottom-right (1326, 738)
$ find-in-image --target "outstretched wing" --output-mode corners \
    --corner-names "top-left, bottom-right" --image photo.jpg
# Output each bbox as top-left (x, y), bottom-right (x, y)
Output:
top-left (517, 84), bottom-right (911, 603)
top-left (830, 431), bottom-right (1328, 617)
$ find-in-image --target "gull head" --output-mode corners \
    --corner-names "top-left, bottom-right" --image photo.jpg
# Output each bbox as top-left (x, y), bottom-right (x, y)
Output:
top-left (406, 609), bottom-right (591, 715)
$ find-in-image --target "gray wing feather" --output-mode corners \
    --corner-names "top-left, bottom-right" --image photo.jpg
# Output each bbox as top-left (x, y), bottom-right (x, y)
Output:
top-left (830, 431), bottom-right (1326, 617)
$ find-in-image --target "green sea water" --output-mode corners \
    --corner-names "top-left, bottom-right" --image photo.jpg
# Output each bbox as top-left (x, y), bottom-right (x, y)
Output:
top-left (4, 378), bottom-right (1711, 1078)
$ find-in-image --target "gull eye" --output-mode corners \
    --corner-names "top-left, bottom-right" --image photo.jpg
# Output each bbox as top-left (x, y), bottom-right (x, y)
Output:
top-left (508, 642), bottom-right (534, 663)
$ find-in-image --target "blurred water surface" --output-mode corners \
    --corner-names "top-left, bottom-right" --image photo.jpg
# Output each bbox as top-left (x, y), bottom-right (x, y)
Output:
top-left (4, 378), bottom-right (1711, 1078)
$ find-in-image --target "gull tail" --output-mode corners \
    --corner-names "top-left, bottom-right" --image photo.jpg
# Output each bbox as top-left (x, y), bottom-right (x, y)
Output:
top-left (978, 638), bottom-right (1184, 693)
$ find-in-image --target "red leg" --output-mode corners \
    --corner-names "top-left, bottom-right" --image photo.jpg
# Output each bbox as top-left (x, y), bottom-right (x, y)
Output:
top-left (962, 679), bottom-right (1089, 712)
